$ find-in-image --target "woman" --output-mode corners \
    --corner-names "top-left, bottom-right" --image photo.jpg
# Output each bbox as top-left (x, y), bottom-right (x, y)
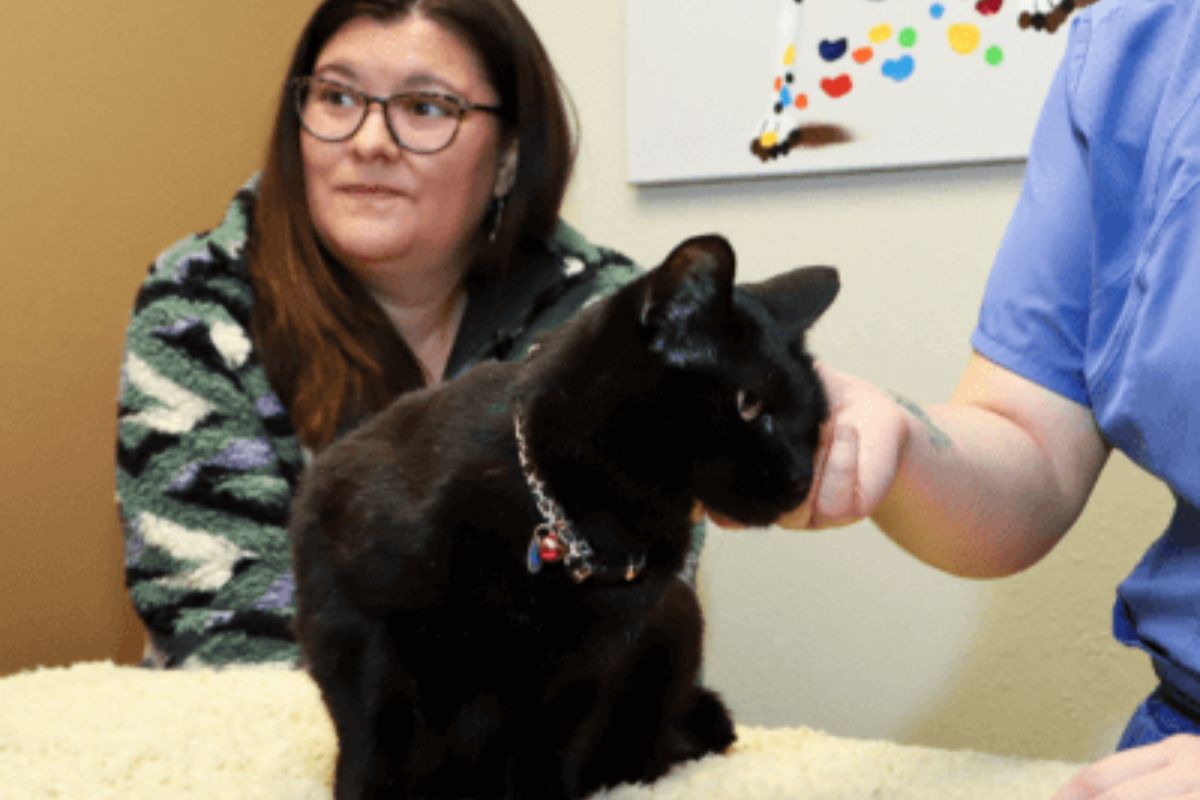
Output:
top-left (116, 0), bottom-right (641, 668)
top-left (781, 1), bottom-right (1200, 797)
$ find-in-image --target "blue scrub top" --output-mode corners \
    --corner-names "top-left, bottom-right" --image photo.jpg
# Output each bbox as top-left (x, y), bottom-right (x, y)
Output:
top-left (971, 0), bottom-right (1200, 697)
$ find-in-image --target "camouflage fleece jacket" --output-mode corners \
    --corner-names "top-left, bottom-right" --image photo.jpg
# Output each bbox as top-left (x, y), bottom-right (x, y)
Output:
top-left (116, 178), bottom-right (646, 668)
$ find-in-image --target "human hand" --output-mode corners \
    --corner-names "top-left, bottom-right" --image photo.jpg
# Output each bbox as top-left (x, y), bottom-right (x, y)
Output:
top-left (1051, 736), bottom-right (1200, 799)
top-left (772, 362), bottom-right (912, 530)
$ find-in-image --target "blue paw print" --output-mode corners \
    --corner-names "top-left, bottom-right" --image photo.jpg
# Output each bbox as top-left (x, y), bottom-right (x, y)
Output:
top-left (882, 54), bottom-right (916, 82)
top-left (819, 38), bottom-right (848, 63)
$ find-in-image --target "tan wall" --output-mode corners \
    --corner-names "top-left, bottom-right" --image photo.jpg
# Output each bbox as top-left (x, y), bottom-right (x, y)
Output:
top-left (0, 1), bottom-right (318, 675)
top-left (2, 0), bottom-right (1163, 766)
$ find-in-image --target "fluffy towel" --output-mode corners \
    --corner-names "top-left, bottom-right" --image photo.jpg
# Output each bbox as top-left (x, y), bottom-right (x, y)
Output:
top-left (0, 662), bottom-right (1078, 799)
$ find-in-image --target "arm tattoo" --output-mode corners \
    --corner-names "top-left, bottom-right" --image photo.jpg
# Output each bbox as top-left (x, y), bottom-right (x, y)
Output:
top-left (888, 392), bottom-right (953, 451)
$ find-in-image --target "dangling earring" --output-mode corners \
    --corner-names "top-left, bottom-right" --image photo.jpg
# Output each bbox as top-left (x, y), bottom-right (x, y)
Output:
top-left (488, 195), bottom-right (506, 243)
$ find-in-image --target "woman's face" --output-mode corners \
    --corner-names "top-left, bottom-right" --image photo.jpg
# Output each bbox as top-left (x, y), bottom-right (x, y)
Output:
top-left (301, 13), bottom-right (511, 288)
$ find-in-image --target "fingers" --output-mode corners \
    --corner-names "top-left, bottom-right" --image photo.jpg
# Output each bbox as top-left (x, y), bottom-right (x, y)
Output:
top-left (812, 360), bottom-right (841, 400)
top-left (1052, 748), bottom-right (1165, 800)
top-left (812, 424), bottom-right (860, 526)
top-left (779, 394), bottom-right (905, 529)
top-left (1051, 736), bottom-right (1200, 800)
top-left (772, 496), bottom-right (814, 529)
top-left (706, 510), bottom-right (747, 529)
top-left (726, 362), bottom-right (907, 531)
top-left (772, 418), bottom-right (833, 530)
top-left (694, 499), bottom-right (747, 530)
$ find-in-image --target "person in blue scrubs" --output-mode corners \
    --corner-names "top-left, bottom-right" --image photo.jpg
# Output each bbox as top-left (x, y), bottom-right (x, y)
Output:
top-left (772, 1), bottom-right (1200, 796)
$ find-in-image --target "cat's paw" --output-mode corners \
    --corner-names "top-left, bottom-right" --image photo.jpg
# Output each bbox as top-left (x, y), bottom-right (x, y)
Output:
top-left (681, 687), bottom-right (737, 756)
top-left (635, 687), bottom-right (735, 782)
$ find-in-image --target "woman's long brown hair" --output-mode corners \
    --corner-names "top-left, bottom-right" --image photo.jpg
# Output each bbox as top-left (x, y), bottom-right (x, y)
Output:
top-left (249, 0), bottom-right (574, 450)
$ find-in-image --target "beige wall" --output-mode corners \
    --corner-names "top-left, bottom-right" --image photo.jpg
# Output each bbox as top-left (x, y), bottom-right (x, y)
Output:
top-left (2, 0), bottom-right (1161, 765)
top-left (0, 1), bottom-right (317, 674)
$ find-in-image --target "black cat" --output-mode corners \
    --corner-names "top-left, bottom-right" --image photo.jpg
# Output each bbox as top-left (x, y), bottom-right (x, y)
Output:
top-left (290, 235), bottom-right (839, 799)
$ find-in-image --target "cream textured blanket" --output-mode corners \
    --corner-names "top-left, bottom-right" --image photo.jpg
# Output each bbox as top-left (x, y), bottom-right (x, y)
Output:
top-left (0, 662), bottom-right (1078, 799)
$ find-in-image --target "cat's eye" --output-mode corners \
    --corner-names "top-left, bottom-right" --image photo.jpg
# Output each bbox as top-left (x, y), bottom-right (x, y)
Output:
top-left (736, 389), bottom-right (764, 422)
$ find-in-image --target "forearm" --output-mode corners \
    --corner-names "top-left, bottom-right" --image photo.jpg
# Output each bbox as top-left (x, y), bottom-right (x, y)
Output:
top-left (873, 401), bottom-right (1081, 577)
top-left (871, 356), bottom-right (1108, 577)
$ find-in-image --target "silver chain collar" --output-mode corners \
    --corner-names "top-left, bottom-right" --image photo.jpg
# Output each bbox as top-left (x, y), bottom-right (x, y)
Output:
top-left (512, 409), bottom-right (645, 584)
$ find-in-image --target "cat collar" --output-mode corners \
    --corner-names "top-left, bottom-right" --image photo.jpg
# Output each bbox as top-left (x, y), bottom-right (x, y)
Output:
top-left (513, 409), bottom-right (646, 585)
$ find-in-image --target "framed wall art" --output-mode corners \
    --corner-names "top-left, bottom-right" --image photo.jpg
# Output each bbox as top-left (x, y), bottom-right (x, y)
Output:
top-left (626, 0), bottom-right (1093, 184)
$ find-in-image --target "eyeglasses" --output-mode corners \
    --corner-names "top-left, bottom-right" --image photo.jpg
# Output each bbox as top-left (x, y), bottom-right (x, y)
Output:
top-left (292, 76), bottom-right (503, 155)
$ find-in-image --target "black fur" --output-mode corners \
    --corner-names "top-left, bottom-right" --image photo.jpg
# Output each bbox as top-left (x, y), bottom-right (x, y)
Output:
top-left (290, 235), bottom-right (839, 799)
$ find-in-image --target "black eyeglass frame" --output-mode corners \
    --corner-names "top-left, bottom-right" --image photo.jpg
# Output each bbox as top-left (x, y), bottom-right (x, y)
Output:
top-left (291, 76), bottom-right (504, 155)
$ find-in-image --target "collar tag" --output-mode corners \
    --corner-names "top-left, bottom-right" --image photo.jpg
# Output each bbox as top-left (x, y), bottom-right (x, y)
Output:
top-left (514, 409), bottom-right (643, 585)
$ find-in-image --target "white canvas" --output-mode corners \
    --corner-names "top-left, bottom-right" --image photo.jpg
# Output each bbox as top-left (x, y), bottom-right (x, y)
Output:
top-left (626, 0), bottom-right (1078, 184)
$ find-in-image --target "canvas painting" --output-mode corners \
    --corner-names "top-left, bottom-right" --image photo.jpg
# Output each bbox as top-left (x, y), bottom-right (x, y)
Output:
top-left (626, 0), bottom-right (1095, 184)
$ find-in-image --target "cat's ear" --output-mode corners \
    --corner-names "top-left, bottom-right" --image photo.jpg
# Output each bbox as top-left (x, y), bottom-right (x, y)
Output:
top-left (742, 265), bottom-right (839, 332)
top-left (640, 235), bottom-right (736, 365)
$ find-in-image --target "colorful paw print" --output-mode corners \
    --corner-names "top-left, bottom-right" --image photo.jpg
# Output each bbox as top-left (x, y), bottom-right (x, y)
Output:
top-left (813, 37), bottom-right (862, 100)
top-left (772, 73), bottom-right (809, 114)
top-left (868, 23), bottom-right (919, 85)
top-left (821, 74), bottom-right (854, 99)
top-left (812, 2), bottom-right (1008, 101)
top-left (819, 38), bottom-right (849, 62)
top-left (882, 55), bottom-right (916, 82)
top-left (755, 0), bottom-right (1013, 160)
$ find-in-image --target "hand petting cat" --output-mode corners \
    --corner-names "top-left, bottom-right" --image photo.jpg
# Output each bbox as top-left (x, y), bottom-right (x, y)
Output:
top-left (777, 362), bottom-right (910, 530)
top-left (746, 354), bottom-right (1104, 582)
top-left (705, 361), bottom-right (908, 532)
